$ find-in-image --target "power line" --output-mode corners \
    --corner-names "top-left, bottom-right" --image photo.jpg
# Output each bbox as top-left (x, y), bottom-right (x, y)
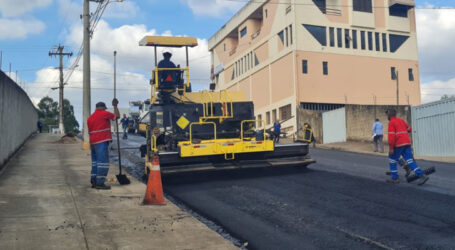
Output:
top-left (223, 0), bottom-right (455, 9)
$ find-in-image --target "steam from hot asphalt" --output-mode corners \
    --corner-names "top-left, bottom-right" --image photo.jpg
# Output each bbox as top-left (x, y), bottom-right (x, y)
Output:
top-left (112, 134), bottom-right (455, 250)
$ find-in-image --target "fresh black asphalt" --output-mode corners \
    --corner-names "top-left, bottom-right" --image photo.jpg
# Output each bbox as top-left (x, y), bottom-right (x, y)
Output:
top-left (115, 135), bottom-right (455, 249)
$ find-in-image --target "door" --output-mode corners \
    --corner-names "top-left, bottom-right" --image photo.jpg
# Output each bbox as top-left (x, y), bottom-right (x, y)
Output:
top-left (322, 107), bottom-right (346, 144)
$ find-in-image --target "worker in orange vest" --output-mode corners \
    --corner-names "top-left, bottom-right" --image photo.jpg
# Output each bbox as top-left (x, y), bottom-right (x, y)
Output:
top-left (386, 109), bottom-right (429, 185)
top-left (87, 99), bottom-right (120, 189)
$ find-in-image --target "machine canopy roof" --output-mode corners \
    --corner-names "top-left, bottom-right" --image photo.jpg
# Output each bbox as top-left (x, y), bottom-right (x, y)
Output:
top-left (139, 36), bottom-right (198, 48)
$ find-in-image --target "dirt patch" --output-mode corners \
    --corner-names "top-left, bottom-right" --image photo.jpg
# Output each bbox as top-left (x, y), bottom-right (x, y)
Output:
top-left (53, 136), bottom-right (78, 144)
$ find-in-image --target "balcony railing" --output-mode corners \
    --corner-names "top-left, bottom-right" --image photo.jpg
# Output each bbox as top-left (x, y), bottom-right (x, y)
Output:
top-left (321, 7), bottom-right (342, 16)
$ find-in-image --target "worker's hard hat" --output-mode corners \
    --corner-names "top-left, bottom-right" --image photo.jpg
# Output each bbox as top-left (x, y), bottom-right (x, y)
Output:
top-left (163, 51), bottom-right (172, 57)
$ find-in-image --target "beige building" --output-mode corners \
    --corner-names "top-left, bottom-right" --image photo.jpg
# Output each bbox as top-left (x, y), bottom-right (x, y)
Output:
top-left (209, 0), bottom-right (420, 134)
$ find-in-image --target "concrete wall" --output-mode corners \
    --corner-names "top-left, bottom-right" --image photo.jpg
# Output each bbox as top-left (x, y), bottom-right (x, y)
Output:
top-left (296, 108), bottom-right (322, 142)
top-left (345, 105), bottom-right (411, 142)
top-left (0, 71), bottom-right (38, 167)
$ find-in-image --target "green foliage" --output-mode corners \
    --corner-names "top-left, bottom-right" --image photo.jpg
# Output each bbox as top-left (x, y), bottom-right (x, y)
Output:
top-left (441, 94), bottom-right (455, 100)
top-left (37, 96), bottom-right (79, 133)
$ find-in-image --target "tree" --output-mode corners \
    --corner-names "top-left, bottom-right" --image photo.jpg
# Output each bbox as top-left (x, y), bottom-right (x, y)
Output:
top-left (441, 94), bottom-right (455, 100)
top-left (37, 96), bottom-right (79, 133)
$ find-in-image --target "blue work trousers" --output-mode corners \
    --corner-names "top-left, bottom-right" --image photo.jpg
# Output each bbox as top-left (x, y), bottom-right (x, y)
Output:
top-left (389, 145), bottom-right (423, 179)
top-left (90, 141), bottom-right (110, 185)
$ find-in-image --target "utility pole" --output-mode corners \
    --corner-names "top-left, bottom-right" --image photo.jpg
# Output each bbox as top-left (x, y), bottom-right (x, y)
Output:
top-left (49, 45), bottom-right (73, 135)
top-left (82, 0), bottom-right (92, 149)
top-left (0, 51), bottom-right (2, 71)
top-left (373, 95), bottom-right (377, 119)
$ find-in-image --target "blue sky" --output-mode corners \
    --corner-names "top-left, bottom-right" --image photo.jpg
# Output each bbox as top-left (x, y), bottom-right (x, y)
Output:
top-left (1, 0), bottom-right (455, 124)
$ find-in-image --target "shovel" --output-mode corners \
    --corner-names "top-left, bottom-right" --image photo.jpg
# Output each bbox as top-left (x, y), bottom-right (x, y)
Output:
top-left (113, 50), bottom-right (130, 185)
top-left (115, 121), bottom-right (130, 185)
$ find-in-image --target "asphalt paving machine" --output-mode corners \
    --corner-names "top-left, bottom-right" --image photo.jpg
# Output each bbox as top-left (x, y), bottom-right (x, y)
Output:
top-left (138, 36), bottom-right (314, 174)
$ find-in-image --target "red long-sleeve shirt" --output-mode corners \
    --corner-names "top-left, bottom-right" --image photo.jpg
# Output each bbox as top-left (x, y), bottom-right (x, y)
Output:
top-left (387, 116), bottom-right (412, 150)
top-left (87, 109), bottom-right (115, 145)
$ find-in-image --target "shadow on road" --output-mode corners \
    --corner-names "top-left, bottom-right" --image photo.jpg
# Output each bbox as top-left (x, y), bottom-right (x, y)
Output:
top-left (163, 165), bottom-right (312, 185)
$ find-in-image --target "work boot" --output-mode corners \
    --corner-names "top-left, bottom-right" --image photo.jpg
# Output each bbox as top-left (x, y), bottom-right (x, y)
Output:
top-left (95, 184), bottom-right (111, 190)
top-left (417, 175), bottom-right (429, 186)
top-left (404, 165), bottom-right (412, 178)
top-left (386, 178), bottom-right (400, 184)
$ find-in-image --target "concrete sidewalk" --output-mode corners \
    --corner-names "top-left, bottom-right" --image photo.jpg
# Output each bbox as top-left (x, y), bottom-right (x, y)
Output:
top-left (0, 134), bottom-right (238, 250)
top-left (318, 141), bottom-right (455, 163)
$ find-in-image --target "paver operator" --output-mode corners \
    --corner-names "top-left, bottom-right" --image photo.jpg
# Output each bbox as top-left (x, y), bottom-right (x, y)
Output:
top-left (386, 109), bottom-right (429, 185)
top-left (87, 99), bottom-right (120, 190)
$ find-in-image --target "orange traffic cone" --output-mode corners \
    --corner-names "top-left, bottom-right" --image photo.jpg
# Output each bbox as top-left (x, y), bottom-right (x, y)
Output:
top-left (142, 155), bottom-right (166, 205)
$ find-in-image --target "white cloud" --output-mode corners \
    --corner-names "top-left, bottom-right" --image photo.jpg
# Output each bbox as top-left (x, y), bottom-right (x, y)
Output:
top-left (0, 18), bottom-right (45, 40)
top-left (183, 0), bottom-right (245, 17)
top-left (0, 0), bottom-right (52, 17)
top-left (421, 78), bottom-right (455, 104)
top-left (29, 19), bottom-right (211, 124)
top-left (103, 1), bottom-right (140, 19)
top-left (416, 9), bottom-right (455, 82)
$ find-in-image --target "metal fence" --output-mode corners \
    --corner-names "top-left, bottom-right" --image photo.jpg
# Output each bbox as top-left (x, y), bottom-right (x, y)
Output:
top-left (411, 98), bottom-right (455, 157)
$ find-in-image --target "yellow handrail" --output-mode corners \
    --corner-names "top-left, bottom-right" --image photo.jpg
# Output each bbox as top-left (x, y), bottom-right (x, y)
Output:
top-left (189, 122), bottom-right (217, 143)
top-left (153, 67), bottom-right (190, 90)
top-left (240, 120), bottom-right (266, 141)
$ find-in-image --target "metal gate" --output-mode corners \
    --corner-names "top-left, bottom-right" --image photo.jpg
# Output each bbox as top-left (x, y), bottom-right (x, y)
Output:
top-left (322, 107), bottom-right (346, 144)
top-left (412, 98), bottom-right (455, 157)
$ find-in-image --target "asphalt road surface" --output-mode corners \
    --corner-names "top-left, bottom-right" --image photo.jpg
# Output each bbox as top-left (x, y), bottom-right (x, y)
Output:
top-left (115, 135), bottom-right (455, 250)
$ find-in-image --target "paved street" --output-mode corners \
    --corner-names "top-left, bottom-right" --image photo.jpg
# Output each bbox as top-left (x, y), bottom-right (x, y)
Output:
top-left (116, 135), bottom-right (455, 250)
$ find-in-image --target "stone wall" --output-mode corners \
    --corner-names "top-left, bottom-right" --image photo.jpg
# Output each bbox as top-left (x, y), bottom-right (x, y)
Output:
top-left (345, 105), bottom-right (411, 142)
top-left (296, 108), bottom-right (322, 143)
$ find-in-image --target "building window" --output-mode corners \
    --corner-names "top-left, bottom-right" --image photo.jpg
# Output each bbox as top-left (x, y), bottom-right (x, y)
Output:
top-left (266, 112), bottom-right (271, 125)
top-left (323, 61), bottom-right (328, 75)
top-left (329, 27), bottom-right (335, 47)
top-left (314, 0), bottom-right (326, 13)
top-left (391, 67), bottom-right (397, 80)
top-left (224, 43), bottom-right (226, 51)
top-left (278, 30), bottom-right (285, 44)
top-left (303, 24), bottom-right (327, 46)
top-left (382, 33), bottom-right (387, 52)
top-left (272, 109), bottom-right (277, 122)
top-left (285, 27), bottom-right (289, 47)
top-left (389, 34), bottom-right (409, 53)
top-left (279, 104), bottom-right (292, 121)
top-left (375, 32), bottom-right (380, 51)
top-left (389, 4), bottom-right (409, 18)
top-left (302, 60), bottom-right (308, 74)
top-left (352, 30), bottom-right (358, 49)
top-left (240, 27), bottom-right (247, 37)
top-left (265, 9), bottom-right (268, 18)
top-left (353, 0), bottom-right (372, 13)
top-left (337, 28), bottom-right (342, 48)
top-left (367, 32), bottom-right (373, 51)
top-left (360, 31), bottom-right (366, 50)
top-left (344, 29), bottom-right (350, 49)
top-left (289, 25), bottom-right (293, 45)
top-left (408, 68), bottom-right (414, 81)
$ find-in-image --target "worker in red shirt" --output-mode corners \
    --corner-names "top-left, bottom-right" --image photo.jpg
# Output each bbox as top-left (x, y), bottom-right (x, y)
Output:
top-left (386, 109), bottom-right (429, 185)
top-left (87, 99), bottom-right (120, 189)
